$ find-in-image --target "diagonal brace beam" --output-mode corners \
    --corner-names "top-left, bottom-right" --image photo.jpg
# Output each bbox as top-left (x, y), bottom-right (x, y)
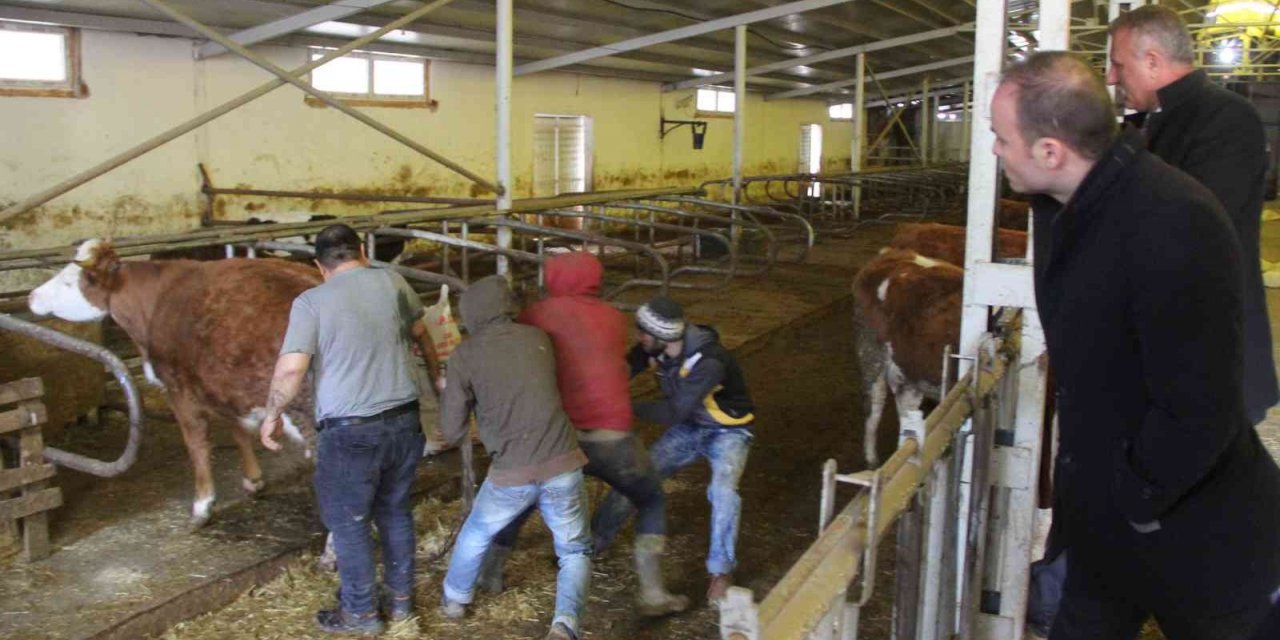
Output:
top-left (766, 56), bottom-right (974, 100)
top-left (197, 0), bottom-right (401, 59)
top-left (664, 23), bottom-right (970, 92)
top-left (140, 0), bottom-right (500, 195)
top-left (514, 0), bottom-right (856, 77)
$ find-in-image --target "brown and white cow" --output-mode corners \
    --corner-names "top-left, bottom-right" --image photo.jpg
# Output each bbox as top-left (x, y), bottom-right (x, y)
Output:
top-left (28, 239), bottom-right (319, 528)
top-left (889, 222), bottom-right (1028, 267)
top-left (853, 248), bottom-right (963, 465)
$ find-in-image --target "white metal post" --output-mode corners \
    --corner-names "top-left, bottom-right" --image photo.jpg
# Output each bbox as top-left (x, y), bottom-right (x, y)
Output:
top-left (495, 0), bottom-right (513, 276)
top-left (965, 2), bottom-right (1065, 639)
top-left (733, 24), bottom-right (747, 205)
top-left (961, 80), bottom-right (972, 162)
top-left (958, 0), bottom-right (1006, 638)
top-left (920, 76), bottom-right (932, 165)
top-left (852, 53), bottom-right (866, 220)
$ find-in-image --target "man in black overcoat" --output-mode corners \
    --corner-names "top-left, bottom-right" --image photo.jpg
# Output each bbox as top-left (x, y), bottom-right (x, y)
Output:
top-left (993, 51), bottom-right (1280, 640)
top-left (1109, 4), bottom-right (1278, 424)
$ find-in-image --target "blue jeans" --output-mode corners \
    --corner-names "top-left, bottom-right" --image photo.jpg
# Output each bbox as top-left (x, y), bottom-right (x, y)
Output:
top-left (444, 469), bottom-right (592, 632)
top-left (594, 423), bottom-right (752, 575)
top-left (494, 433), bottom-right (666, 549)
top-left (313, 409), bottom-right (425, 616)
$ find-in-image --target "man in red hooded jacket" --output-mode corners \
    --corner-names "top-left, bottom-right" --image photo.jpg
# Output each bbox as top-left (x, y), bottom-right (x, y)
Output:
top-left (474, 251), bottom-right (689, 617)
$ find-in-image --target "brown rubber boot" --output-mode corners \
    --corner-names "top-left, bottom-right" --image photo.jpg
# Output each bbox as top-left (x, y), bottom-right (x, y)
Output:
top-left (477, 544), bottom-right (512, 594)
top-left (706, 573), bottom-right (733, 607)
top-left (633, 535), bottom-right (690, 617)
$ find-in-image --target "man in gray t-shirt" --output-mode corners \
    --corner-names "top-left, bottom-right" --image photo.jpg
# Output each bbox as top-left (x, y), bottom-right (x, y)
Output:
top-left (259, 224), bottom-right (430, 634)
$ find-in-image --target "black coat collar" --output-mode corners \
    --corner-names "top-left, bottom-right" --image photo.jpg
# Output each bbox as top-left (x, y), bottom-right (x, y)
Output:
top-left (1155, 69), bottom-right (1209, 114)
top-left (1038, 132), bottom-right (1143, 275)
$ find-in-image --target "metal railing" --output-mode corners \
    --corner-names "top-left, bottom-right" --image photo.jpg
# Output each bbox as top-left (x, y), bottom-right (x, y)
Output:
top-left (720, 332), bottom-right (1013, 640)
top-left (0, 314), bottom-right (144, 478)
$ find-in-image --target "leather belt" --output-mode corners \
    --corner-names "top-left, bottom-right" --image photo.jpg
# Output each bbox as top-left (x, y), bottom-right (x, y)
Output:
top-left (318, 400), bottom-right (419, 432)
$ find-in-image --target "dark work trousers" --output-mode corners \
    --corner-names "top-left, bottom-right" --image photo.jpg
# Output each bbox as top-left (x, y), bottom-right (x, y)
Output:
top-left (493, 431), bottom-right (666, 548)
top-left (1049, 555), bottom-right (1274, 640)
top-left (314, 410), bottom-right (424, 615)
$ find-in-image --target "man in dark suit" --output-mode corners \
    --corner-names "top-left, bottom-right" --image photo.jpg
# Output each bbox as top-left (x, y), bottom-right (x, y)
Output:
top-left (994, 51), bottom-right (1280, 640)
top-left (1109, 4), bottom-right (1278, 424)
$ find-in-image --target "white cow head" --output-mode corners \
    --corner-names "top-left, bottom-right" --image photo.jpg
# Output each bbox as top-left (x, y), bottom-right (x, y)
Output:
top-left (29, 239), bottom-right (119, 322)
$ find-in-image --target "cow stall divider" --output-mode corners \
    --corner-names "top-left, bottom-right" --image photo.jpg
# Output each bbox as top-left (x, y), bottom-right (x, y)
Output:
top-left (701, 164), bottom-right (969, 234)
top-left (0, 186), bottom-right (812, 557)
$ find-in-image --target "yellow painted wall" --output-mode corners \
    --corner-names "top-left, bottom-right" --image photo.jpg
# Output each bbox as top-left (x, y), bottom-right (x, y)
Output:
top-left (0, 28), bottom-right (854, 258)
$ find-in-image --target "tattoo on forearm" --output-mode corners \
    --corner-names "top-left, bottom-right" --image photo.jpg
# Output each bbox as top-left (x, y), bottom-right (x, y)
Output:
top-left (265, 386), bottom-right (289, 418)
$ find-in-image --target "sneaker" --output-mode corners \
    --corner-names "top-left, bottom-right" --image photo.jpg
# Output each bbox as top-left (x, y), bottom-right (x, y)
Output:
top-left (706, 574), bottom-right (733, 606)
top-left (381, 593), bottom-right (413, 623)
top-left (315, 608), bottom-right (384, 635)
top-left (439, 595), bottom-right (467, 620)
top-left (544, 621), bottom-right (579, 640)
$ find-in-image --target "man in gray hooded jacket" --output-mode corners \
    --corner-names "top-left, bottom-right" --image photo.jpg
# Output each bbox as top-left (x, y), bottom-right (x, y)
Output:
top-left (438, 275), bottom-right (591, 640)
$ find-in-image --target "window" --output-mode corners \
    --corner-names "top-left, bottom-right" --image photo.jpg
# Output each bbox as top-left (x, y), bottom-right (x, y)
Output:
top-left (533, 115), bottom-right (592, 198)
top-left (696, 87), bottom-right (736, 114)
top-left (0, 22), bottom-right (83, 98)
top-left (307, 47), bottom-right (429, 107)
top-left (828, 103), bottom-right (853, 120)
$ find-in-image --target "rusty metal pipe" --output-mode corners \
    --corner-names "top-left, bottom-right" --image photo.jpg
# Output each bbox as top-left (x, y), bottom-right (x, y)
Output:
top-left (203, 185), bottom-right (491, 207)
top-left (253, 240), bottom-right (468, 291)
top-left (0, 314), bottom-right (144, 478)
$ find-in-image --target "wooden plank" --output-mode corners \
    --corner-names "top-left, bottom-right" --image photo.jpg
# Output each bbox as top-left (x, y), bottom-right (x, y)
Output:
top-left (0, 464), bottom-right (55, 494)
top-left (0, 403), bottom-right (47, 435)
top-left (0, 487), bottom-right (62, 521)
top-left (19, 427), bottom-right (51, 560)
top-left (0, 378), bottom-right (43, 407)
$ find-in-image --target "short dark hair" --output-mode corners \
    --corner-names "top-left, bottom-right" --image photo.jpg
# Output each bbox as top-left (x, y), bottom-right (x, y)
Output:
top-left (1000, 51), bottom-right (1116, 160)
top-left (1108, 5), bottom-right (1195, 65)
top-left (314, 223), bottom-right (362, 269)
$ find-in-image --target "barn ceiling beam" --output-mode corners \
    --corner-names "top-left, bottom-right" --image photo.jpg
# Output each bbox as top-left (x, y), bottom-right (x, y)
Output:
top-left (196, 0), bottom-right (400, 59)
top-left (860, 76), bottom-right (970, 108)
top-left (0, 6), bottom-right (194, 37)
top-left (513, 0), bottom-right (856, 76)
top-left (766, 56), bottom-right (974, 100)
top-left (664, 23), bottom-right (969, 91)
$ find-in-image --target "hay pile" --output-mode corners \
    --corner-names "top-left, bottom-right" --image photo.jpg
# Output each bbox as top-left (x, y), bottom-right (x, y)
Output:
top-left (162, 498), bottom-right (569, 639)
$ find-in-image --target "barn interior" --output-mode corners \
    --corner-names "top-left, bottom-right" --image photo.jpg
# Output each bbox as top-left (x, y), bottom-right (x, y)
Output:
top-left (1, 1), bottom-right (1279, 639)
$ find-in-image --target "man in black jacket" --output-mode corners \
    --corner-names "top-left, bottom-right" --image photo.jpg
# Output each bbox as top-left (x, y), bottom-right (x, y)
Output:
top-left (994, 51), bottom-right (1280, 639)
top-left (1108, 4), bottom-right (1278, 425)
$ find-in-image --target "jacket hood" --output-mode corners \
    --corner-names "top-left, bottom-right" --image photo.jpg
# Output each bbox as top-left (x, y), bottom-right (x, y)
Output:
top-left (460, 275), bottom-right (515, 333)
top-left (544, 251), bottom-right (602, 298)
top-left (683, 324), bottom-right (717, 352)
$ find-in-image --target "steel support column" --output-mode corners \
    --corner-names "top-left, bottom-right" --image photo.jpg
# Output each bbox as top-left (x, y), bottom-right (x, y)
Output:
top-left (852, 53), bottom-right (866, 219)
top-left (733, 25), bottom-right (747, 206)
top-left (920, 76), bottom-right (932, 166)
top-left (496, 0), bottom-right (514, 275)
